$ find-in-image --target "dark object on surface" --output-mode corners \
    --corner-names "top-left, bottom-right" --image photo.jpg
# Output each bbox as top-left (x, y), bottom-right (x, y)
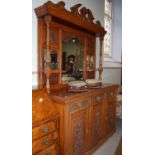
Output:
top-left (67, 55), bottom-right (75, 73)
top-left (68, 81), bottom-right (87, 92)
top-left (71, 71), bottom-right (83, 80)
top-left (68, 85), bottom-right (88, 92)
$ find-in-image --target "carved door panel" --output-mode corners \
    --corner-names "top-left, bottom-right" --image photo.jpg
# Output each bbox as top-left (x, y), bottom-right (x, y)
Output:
top-left (69, 108), bottom-right (89, 155)
top-left (91, 95), bottom-right (104, 146)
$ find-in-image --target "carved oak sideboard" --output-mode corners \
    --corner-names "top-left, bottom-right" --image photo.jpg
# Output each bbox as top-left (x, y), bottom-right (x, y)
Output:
top-left (33, 1), bottom-right (119, 154)
top-left (51, 84), bottom-right (118, 155)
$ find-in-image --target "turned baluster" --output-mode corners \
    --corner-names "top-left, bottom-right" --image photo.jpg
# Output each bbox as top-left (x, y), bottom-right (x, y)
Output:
top-left (98, 36), bottom-right (104, 80)
top-left (44, 15), bottom-right (52, 93)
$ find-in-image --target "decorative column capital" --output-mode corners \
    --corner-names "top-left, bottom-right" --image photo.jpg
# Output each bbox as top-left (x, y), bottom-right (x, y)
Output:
top-left (44, 15), bottom-right (52, 24)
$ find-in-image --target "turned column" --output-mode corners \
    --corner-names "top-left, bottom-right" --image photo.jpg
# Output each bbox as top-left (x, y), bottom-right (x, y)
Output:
top-left (98, 36), bottom-right (104, 80)
top-left (44, 15), bottom-right (52, 93)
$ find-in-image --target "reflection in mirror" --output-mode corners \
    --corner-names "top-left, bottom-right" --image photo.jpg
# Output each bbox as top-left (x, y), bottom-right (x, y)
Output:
top-left (44, 49), bottom-right (58, 70)
top-left (62, 31), bottom-right (84, 84)
top-left (50, 51), bottom-right (58, 69)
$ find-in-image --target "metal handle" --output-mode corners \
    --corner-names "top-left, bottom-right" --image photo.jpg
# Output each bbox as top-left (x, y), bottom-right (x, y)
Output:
top-left (109, 92), bottom-right (114, 96)
top-left (43, 139), bottom-right (49, 145)
top-left (42, 127), bottom-right (49, 133)
top-left (96, 96), bottom-right (102, 102)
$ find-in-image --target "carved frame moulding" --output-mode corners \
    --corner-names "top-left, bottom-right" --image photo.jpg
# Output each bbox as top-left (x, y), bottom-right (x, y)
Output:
top-left (35, 1), bottom-right (106, 36)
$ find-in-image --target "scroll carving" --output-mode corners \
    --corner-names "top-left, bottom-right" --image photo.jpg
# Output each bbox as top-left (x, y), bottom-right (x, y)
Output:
top-left (79, 7), bottom-right (87, 20)
top-left (70, 4), bottom-right (82, 16)
top-left (87, 9), bottom-right (94, 22)
top-left (70, 5), bottom-right (95, 23)
top-left (56, 1), bottom-right (66, 10)
top-left (96, 20), bottom-right (101, 26)
top-left (36, 1), bottom-right (104, 28)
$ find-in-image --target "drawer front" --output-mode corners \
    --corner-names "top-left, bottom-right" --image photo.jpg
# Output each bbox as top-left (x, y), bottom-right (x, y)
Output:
top-left (69, 100), bottom-right (88, 112)
top-left (33, 118), bottom-right (59, 140)
top-left (32, 131), bottom-right (59, 154)
top-left (36, 144), bottom-right (57, 155)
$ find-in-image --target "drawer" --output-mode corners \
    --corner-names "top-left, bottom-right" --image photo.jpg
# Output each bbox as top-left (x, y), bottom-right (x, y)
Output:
top-left (69, 100), bottom-right (88, 112)
top-left (92, 95), bottom-right (104, 104)
top-left (33, 119), bottom-right (59, 140)
top-left (32, 131), bottom-right (59, 154)
top-left (35, 144), bottom-right (57, 155)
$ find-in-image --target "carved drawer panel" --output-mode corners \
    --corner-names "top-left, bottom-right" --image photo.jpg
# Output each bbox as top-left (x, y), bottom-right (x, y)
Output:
top-left (32, 131), bottom-right (59, 154)
top-left (36, 144), bottom-right (57, 155)
top-left (33, 119), bottom-right (59, 141)
top-left (69, 100), bottom-right (88, 112)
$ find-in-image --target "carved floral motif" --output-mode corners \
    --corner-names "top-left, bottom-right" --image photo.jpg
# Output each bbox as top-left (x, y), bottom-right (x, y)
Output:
top-left (74, 119), bottom-right (84, 155)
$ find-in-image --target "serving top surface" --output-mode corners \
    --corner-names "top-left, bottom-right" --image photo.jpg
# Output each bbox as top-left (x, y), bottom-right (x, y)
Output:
top-left (50, 83), bottom-right (119, 103)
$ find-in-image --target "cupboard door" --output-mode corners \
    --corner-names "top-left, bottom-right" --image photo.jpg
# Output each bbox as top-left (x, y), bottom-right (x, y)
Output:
top-left (69, 104), bottom-right (89, 155)
top-left (91, 95), bottom-right (104, 146)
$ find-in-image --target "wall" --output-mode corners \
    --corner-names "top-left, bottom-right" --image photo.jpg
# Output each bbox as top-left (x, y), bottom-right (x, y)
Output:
top-left (103, 0), bottom-right (122, 85)
top-left (32, 0), bottom-right (122, 86)
top-left (112, 0), bottom-right (122, 62)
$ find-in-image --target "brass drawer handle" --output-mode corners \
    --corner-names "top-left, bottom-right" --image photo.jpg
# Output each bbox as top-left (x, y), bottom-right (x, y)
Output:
top-left (109, 92), bottom-right (114, 96)
top-left (42, 127), bottom-right (49, 133)
top-left (43, 139), bottom-right (49, 145)
top-left (77, 103), bottom-right (81, 108)
top-left (96, 96), bottom-right (103, 102)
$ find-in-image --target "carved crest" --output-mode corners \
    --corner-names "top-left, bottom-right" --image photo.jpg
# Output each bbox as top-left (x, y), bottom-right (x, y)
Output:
top-left (70, 4), bottom-right (97, 24)
top-left (96, 20), bottom-right (101, 26)
top-left (56, 1), bottom-right (67, 11)
top-left (70, 4), bottom-right (82, 16)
